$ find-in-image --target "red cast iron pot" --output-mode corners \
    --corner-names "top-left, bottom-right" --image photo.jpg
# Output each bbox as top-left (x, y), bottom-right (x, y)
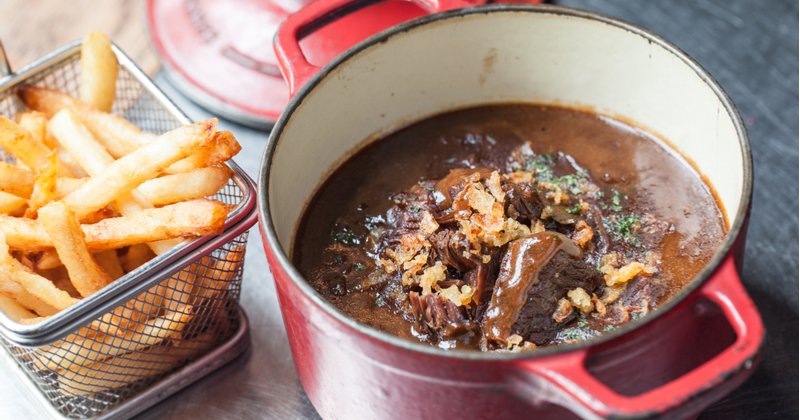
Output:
top-left (257, 3), bottom-right (763, 419)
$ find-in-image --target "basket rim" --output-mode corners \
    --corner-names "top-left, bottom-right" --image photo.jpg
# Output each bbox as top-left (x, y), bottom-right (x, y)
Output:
top-left (0, 40), bottom-right (258, 346)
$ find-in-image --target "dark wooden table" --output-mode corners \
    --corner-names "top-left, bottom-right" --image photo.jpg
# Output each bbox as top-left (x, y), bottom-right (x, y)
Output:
top-left (556, 1), bottom-right (799, 418)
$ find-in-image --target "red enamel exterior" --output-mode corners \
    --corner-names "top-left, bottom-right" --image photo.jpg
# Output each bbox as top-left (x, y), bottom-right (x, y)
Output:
top-left (258, 2), bottom-right (764, 419)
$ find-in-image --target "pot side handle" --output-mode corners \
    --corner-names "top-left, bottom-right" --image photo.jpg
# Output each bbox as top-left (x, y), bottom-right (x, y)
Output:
top-left (274, 0), bottom-right (482, 97)
top-left (517, 256), bottom-right (764, 418)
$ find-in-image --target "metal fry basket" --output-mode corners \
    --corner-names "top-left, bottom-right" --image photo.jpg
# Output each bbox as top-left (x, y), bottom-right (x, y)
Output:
top-left (0, 40), bottom-right (257, 418)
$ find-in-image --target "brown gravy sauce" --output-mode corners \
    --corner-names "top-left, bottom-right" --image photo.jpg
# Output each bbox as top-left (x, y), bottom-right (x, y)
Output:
top-left (293, 104), bottom-right (726, 349)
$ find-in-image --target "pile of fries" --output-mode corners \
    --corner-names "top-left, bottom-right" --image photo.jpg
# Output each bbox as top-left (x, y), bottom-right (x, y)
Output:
top-left (0, 33), bottom-right (245, 395)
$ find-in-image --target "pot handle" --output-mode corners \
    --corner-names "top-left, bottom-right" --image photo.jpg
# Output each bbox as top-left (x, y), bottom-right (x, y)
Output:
top-left (517, 256), bottom-right (763, 418)
top-left (274, 0), bottom-right (481, 96)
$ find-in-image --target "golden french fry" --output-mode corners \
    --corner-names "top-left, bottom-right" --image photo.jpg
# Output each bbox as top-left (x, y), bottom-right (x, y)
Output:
top-left (164, 130), bottom-right (241, 174)
top-left (122, 244), bottom-right (155, 273)
top-left (93, 250), bottom-right (124, 280)
top-left (0, 191), bottom-right (26, 215)
top-left (0, 161), bottom-right (34, 198)
top-left (0, 116), bottom-right (51, 172)
top-left (0, 199), bottom-right (228, 252)
top-left (80, 32), bottom-right (118, 112)
top-left (48, 109), bottom-right (115, 175)
top-left (56, 326), bottom-right (215, 396)
top-left (0, 234), bottom-right (78, 310)
top-left (39, 305), bottom-right (192, 373)
top-left (63, 120), bottom-right (217, 218)
top-left (0, 280), bottom-right (59, 316)
top-left (139, 166), bottom-right (232, 206)
top-left (17, 86), bottom-right (76, 118)
top-left (40, 265), bottom-right (81, 298)
top-left (56, 147), bottom-right (88, 178)
top-left (25, 152), bottom-right (58, 217)
top-left (16, 111), bottom-right (54, 149)
top-left (18, 86), bottom-right (153, 156)
top-left (38, 202), bottom-right (112, 297)
top-left (55, 177), bottom-right (86, 198)
top-left (0, 292), bottom-right (37, 322)
top-left (85, 199), bottom-right (227, 250)
top-left (194, 247), bottom-right (245, 300)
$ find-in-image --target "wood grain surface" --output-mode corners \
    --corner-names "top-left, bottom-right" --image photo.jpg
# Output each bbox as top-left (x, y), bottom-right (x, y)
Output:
top-left (0, 0), bottom-right (159, 74)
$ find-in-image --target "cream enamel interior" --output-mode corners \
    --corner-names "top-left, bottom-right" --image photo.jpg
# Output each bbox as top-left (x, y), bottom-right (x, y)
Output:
top-left (268, 9), bottom-right (744, 253)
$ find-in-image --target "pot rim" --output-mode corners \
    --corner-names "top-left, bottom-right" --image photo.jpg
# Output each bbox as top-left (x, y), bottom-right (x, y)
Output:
top-left (257, 3), bottom-right (753, 361)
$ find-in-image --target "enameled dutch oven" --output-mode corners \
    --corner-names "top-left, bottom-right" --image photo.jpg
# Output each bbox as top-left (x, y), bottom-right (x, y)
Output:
top-left (257, 3), bottom-right (764, 419)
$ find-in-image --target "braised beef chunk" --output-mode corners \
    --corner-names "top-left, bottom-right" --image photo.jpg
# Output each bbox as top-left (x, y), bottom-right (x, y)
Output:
top-left (434, 167), bottom-right (493, 210)
top-left (481, 233), bottom-right (603, 348)
top-left (429, 229), bottom-right (477, 273)
top-left (511, 250), bottom-right (603, 345)
top-left (409, 291), bottom-right (477, 339)
top-left (504, 182), bottom-right (544, 223)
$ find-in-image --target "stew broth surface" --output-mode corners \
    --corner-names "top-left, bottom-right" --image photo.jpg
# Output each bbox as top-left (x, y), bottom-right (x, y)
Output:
top-left (294, 104), bottom-right (725, 351)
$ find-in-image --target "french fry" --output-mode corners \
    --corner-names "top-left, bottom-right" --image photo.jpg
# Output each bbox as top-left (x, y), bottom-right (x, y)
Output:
top-left (80, 33), bottom-right (118, 112)
top-left (19, 86), bottom-right (153, 156)
top-left (25, 152), bottom-right (58, 217)
top-left (0, 191), bottom-right (26, 215)
top-left (38, 202), bottom-right (112, 297)
top-left (0, 116), bottom-right (52, 172)
top-left (62, 119), bottom-right (217, 218)
top-left (0, 199), bottom-right (228, 252)
top-left (56, 327), bottom-right (215, 396)
top-left (0, 234), bottom-right (78, 310)
top-left (40, 265), bottom-right (81, 298)
top-left (0, 161), bottom-right (34, 197)
top-left (121, 244), bottom-right (155, 273)
top-left (0, 293), bottom-right (37, 322)
top-left (16, 111), bottom-right (54, 149)
top-left (0, 280), bottom-right (59, 316)
top-left (56, 147), bottom-right (88, 178)
top-left (164, 130), bottom-right (241, 174)
top-left (138, 166), bottom-right (232, 206)
top-left (17, 86), bottom-right (76, 118)
top-left (55, 177), bottom-right (86, 198)
top-left (94, 250), bottom-right (124, 280)
top-left (194, 247), bottom-right (245, 299)
top-left (48, 109), bottom-right (114, 175)
top-left (39, 305), bottom-right (192, 373)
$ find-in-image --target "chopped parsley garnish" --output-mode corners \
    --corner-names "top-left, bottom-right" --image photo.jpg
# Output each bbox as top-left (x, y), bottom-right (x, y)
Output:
top-left (375, 295), bottom-right (385, 307)
top-left (600, 189), bottom-right (626, 212)
top-left (525, 154), bottom-right (555, 180)
top-left (608, 213), bottom-right (642, 246)
top-left (409, 204), bottom-right (421, 213)
top-left (603, 324), bottom-right (616, 332)
top-left (445, 157), bottom-right (457, 164)
top-left (553, 172), bottom-right (587, 195)
top-left (330, 226), bottom-right (360, 245)
top-left (566, 202), bottom-right (584, 215)
top-left (576, 314), bottom-right (589, 329)
top-left (354, 262), bottom-right (366, 271)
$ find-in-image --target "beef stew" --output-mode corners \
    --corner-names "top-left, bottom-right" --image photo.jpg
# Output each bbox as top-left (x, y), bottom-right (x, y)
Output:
top-left (294, 104), bottom-right (726, 351)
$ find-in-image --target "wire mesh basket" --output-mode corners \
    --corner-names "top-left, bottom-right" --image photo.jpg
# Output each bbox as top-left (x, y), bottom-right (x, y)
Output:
top-left (0, 40), bottom-right (257, 418)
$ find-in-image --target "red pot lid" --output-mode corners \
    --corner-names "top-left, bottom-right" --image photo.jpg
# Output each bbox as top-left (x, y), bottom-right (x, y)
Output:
top-left (147, 0), bottom-right (542, 127)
